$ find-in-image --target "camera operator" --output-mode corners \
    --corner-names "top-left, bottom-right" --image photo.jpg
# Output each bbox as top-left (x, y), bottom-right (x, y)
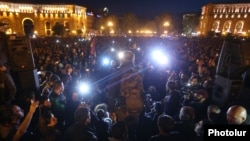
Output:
top-left (180, 75), bottom-right (203, 107)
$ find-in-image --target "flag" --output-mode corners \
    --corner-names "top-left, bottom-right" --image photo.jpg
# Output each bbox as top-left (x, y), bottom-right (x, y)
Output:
top-left (90, 37), bottom-right (96, 57)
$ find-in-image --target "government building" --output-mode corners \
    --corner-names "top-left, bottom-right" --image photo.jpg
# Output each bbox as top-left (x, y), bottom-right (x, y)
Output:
top-left (199, 3), bottom-right (250, 36)
top-left (0, 1), bottom-right (87, 36)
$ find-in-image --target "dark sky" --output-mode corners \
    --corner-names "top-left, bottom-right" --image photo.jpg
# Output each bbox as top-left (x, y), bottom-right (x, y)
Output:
top-left (8, 0), bottom-right (250, 18)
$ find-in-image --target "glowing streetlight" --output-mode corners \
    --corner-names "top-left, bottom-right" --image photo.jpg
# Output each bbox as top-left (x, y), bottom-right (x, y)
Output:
top-left (107, 21), bottom-right (114, 35)
top-left (107, 21), bottom-right (113, 27)
top-left (100, 26), bottom-right (104, 35)
top-left (164, 21), bottom-right (170, 27)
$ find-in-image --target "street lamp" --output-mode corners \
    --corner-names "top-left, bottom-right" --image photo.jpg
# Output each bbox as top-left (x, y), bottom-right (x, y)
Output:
top-left (107, 21), bottom-right (113, 27)
top-left (164, 21), bottom-right (170, 27)
top-left (100, 26), bottom-right (104, 35)
top-left (107, 21), bottom-right (114, 35)
top-left (163, 21), bottom-right (170, 36)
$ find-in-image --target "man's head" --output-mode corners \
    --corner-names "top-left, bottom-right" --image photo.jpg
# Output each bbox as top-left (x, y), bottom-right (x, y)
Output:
top-left (166, 81), bottom-right (176, 91)
top-left (120, 51), bottom-right (135, 64)
top-left (179, 106), bottom-right (195, 121)
top-left (207, 104), bottom-right (221, 123)
top-left (74, 107), bottom-right (91, 125)
top-left (157, 114), bottom-right (175, 133)
top-left (189, 76), bottom-right (200, 87)
top-left (226, 105), bottom-right (247, 125)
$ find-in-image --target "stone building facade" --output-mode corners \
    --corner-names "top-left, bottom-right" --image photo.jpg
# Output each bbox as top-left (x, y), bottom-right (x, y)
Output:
top-left (199, 3), bottom-right (250, 36)
top-left (0, 1), bottom-right (87, 36)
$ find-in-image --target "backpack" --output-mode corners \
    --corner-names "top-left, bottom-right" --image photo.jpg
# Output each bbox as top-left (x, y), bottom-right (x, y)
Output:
top-left (120, 68), bottom-right (143, 112)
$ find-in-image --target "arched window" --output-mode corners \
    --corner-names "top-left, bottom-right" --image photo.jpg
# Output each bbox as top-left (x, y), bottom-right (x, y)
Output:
top-left (212, 21), bottom-right (220, 32)
top-left (234, 21), bottom-right (244, 34)
top-left (45, 21), bottom-right (51, 36)
top-left (23, 19), bottom-right (34, 37)
top-left (222, 21), bottom-right (231, 33)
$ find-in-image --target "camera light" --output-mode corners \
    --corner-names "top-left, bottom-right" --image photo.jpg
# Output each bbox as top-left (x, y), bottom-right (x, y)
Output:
top-left (118, 51), bottom-right (124, 59)
top-left (102, 57), bottom-right (110, 66)
top-left (111, 47), bottom-right (115, 52)
top-left (78, 82), bottom-right (90, 94)
top-left (152, 50), bottom-right (168, 65)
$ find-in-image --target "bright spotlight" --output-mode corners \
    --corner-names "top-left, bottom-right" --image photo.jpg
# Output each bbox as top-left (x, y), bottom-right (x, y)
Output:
top-left (78, 82), bottom-right (90, 94)
top-left (118, 52), bottom-right (124, 59)
top-left (152, 50), bottom-right (168, 65)
top-left (110, 47), bottom-right (115, 52)
top-left (102, 57), bottom-right (110, 66)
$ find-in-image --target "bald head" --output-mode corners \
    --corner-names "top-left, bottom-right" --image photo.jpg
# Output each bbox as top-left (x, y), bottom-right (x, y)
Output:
top-left (226, 105), bottom-right (247, 125)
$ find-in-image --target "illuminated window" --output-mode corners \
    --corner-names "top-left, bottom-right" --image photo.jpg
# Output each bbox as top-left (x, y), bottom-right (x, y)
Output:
top-left (225, 15), bottom-right (228, 18)
top-left (244, 14), bottom-right (247, 18)
top-left (234, 21), bottom-right (244, 33)
top-left (212, 21), bottom-right (220, 31)
top-left (214, 15), bottom-right (217, 18)
top-left (223, 21), bottom-right (231, 33)
top-left (220, 14), bottom-right (223, 18)
top-left (231, 14), bottom-right (234, 18)
top-left (238, 14), bottom-right (241, 18)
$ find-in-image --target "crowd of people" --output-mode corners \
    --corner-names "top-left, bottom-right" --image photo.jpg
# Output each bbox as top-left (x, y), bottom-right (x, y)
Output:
top-left (1, 32), bottom-right (250, 141)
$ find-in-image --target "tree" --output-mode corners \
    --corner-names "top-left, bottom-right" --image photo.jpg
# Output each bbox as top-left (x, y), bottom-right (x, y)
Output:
top-left (52, 22), bottom-right (65, 36)
top-left (105, 14), bottom-right (119, 35)
top-left (154, 13), bottom-right (172, 36)
top-left (120, 12), bottom-right (138, 35)
top-left (141, 20), bottom-right (157, 32)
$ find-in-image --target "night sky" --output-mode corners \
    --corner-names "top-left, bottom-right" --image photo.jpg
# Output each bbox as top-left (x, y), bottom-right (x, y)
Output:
top-left (6, 0), bottom-right (250, 18)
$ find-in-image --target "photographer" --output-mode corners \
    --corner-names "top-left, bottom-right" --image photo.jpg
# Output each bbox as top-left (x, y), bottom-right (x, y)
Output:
top-left (181, 89), bottom-right (210, 122)
top-left (180, 75), bottom-right (203, 108)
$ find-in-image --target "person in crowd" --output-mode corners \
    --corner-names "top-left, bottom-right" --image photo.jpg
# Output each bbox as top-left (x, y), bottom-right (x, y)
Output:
top-left (0, 23), bottom-right (11, 71)
top-left (149, 114), bottom-right (181, 141)
top-left (226, 105), bottom-right (250, 125)
top-left (181, 75), bottom-right (203, 94)
top-left (94, 103), bottom-right (113, 125)
top-left (182, 89), bottom-right (210, 122)
top-left (95, 108), bottom-right (111, 141)
top-left (64, 107), bottom-right (98, 141)
top-left (146, 85), bottom-right (161, 102)
top-left (49, 80), bottom-right (66, 132)
top-left (108, 121), bottom-right (127, 141)
top-left (144, 94), bottom-right (153, 113)
top-left (61, 65), bottom-right (74, 98)
top-left (0, 65), bottom-right (17, 105)
top-left (163, 81), bottom-right (181, 120)
top-left (206, 104), bottom-right (226, 124)
top-left (137, 107), bottom-right (155, 141)
top-left (194, 120), bottom-right (205, 141)
top-left (146, 101), bottom-right (165, 135)
top-left (175, 106), bottom-right (196, 141)
top-left (27, 95), bottom-right (52, 134)
top-left (108, 50), bottom-right (144, 122)
top-left (0, 101), bottom-right (39, 141)
top-left (38, 110), bottom-right (61, 141)
top-left (64, 90), bottom-right (82, 129)
top-left (41, 74), bottom-right (61, 97)
top-left (40, 71), bottom-right (53, 91)
top-left (0, 23), bottom-right (17, 105)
